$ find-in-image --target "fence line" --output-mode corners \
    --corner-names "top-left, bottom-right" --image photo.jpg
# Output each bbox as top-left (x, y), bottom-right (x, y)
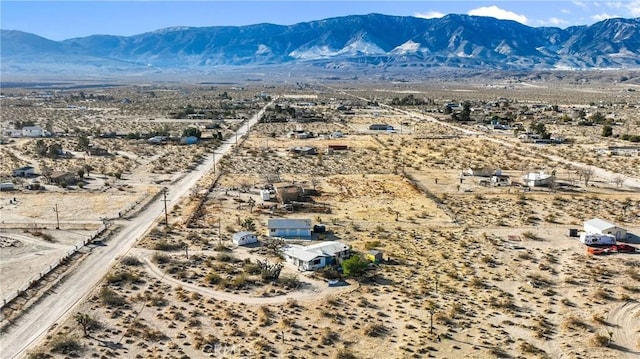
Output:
top-left (0, 223), bottom-right (107, 319)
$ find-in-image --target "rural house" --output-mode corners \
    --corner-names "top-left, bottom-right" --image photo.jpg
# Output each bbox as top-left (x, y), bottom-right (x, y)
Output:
top-left (281, 241), bottom-right (350, 271)
top-left (584, 218), bottom-right (627, 240)
top-left (12, 166), bottom-right (35, 177)
top-left (49, 171), bottom-right (78, 186)
top-left (465, 167), bottom-right (496, 177)
top-left (232, 231), bottom-right (258, 246)
top-left (21, 126), bottom-right (44, 137)
top-left (87, 147), bottom-right (109, 156)
top-left (369, 124), bottom-right (394, 131)
top-left (267, 218), bottom-right (312, 239)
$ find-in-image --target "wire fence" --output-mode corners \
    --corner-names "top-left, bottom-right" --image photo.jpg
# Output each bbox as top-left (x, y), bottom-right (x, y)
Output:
top-left (0, 223), bottom-right (107, 319)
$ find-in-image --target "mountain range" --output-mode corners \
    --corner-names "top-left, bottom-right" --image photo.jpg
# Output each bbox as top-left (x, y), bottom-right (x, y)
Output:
top-left (2, 13), bottom-right (640, 76)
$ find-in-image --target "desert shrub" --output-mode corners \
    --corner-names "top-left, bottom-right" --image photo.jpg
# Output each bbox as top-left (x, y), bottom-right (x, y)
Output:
top-left (590, 332), bottom-right (610, 347)
top-left (318, 266), bottom-right (341, 280)
top-left (321, 328), bottom-right (340, 345)
top-left (106, 270), bottom-right (142, 285)
top-left (231, 274), bottom-right (250, 289)
top-left (152, 253), bottom-right (171, 264)
top-left (363, 323), bottom-right (387, 337)
top-left (334, 347), bottom-right (358, 359)
top-left (214, 243), bottom-right (230, 252)
top-left (562, 315), bottom-right (591, 330)
top-left (518, 342), bottom-right (544, 354)
top-left (243, 261), bottom-right (262, 275)
top-left (217, 252), bottom-right (236, 262)
top-left (522, 231), bottom-right (539, 240)
top-left (26, 352), bottom-right (52, 359)
top-left (205, 272), bottom-right (222, 285)
top-left (99, 287), bottom-right (127, 307)
top-left (121, 256), bottom-right (142, 266)
top-left (50, 335), bottom-right (82, 355)
top-left (278, 274), bottom-right (301, 289)
top-left (154, 240), bottom-right (185, 251)
top-left (364, 240), bottom-right (381, 250)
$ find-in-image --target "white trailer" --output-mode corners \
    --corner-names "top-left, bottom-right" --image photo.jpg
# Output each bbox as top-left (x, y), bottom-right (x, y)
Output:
top-left (579, 233), bottom-right (616, 246)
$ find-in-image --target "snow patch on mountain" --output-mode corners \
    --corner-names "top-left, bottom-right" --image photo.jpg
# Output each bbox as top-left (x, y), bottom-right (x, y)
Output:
top-left (391, 40), bottom-right (421, 54)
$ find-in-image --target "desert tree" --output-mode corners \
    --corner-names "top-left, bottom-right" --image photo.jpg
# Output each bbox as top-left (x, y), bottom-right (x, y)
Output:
top-left (241, 218), bottom-right (256, 232)
top-left (579, 168), bottom-right (595, 187)
top-left (426, 301), bottom-right (438, 334)
top-left (77, 135), bottom-right (90, 151)
top-left (612, 176), bottom-right (625, 188)
top-left (622, 197), bottom-right (633, 218)
top-left (74, 312), bottom-right (99, 337)
top-left (342, 255), bottom-right (369, 278)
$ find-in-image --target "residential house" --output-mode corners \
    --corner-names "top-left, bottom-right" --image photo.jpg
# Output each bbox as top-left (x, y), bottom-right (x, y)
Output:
top-left (87, 147), bottom-right (109, 156)
top-left (522, 171), bottom-right (553, 187)
top-left (584, 218), bottom-right (627, 240)
top-left (465, 168), bottom-right (496, 177)
top-left (267, 218), bottom-right (312, 239)
top-left (290, 146), bottom-right (317, 155)
top-left (281, 241), bottom-right (350, 271)
top-left (12, 166), bottom-right (35, 177)
top-left (369, 124), bottom-right (394, 131)
top-left (232, 231), bottom-right (258, 246)
top-left (3, 129), bottom-right (22, 138)
top-left (49, 171), bottom-right (78, 186)
top-left (22, 126), bottom-right (43, 137)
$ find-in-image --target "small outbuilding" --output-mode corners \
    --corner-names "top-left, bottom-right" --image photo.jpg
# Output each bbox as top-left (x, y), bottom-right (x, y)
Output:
top-left (522, 171), bottom-right (553, 187)
top-left (12, 166), bottom-right (35, 177)
top-left (232, 231), bottom-right (258, 246)
top-left (366, 250), bottom-right (383, 263)
top-left (584, 218), bottom-right (627, 240)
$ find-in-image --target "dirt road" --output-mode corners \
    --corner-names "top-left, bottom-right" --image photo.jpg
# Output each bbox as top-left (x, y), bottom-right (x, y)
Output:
top-left (607, 301), bottom-right (640, 358)
top-left (0, 100), bottom-right (273, 359)
top-left (326, 84), bottom-right (640, 190)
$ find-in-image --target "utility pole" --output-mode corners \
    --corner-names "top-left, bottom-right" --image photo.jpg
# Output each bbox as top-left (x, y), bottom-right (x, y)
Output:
top-left (218, 217), bottom-right (221, 245)
top-left (162, 188), bottom-right (169, 226)
top-left (213, 152), bottom-right (216, 174)
top-left (53, 203), bottom-right (60, 229)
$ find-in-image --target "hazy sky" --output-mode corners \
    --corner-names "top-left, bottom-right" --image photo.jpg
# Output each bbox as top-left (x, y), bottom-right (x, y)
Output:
top-left (2, 1), bottom-right (639, 40)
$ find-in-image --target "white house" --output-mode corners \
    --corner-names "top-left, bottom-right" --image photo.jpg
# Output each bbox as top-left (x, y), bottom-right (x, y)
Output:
top-left (281, 241), bottom-right (350, 271)
top-left (267, 218), bottom-right (312, 239)
top-left (584, 218), bottom-right (627, 240)
top-left (522, 171), bottom-right (553, 187)
top-left (232, 231), bottom-right (258, 246)
top-left (21, 126), bottom-right (43, 137)
top-left (466, 167), bottom-right (495, 177)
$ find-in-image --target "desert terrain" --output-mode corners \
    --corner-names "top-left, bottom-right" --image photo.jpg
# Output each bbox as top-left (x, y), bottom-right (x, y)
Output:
top-left (1, 77), bottom-right (639, 359)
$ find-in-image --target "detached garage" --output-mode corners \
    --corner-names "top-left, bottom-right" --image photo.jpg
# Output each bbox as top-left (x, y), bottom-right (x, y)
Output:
top-left (584, 218), bottom-right (627, 240)
top-left (267, 218), bottom-right (312, 239)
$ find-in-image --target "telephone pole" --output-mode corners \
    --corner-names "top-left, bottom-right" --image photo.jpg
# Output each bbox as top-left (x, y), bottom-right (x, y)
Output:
top-left (162, 188), bottom-right (169, 226)
top-left (53, 203), bottom-right (60, 229)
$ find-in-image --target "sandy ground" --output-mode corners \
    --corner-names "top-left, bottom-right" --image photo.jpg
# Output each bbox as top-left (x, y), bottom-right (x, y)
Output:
top-left (1, 84), bottom-right (639, 359)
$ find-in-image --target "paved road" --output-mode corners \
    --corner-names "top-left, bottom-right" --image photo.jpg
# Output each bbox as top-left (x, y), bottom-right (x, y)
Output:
top-left (0, 100), bottom-right (273, 359)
